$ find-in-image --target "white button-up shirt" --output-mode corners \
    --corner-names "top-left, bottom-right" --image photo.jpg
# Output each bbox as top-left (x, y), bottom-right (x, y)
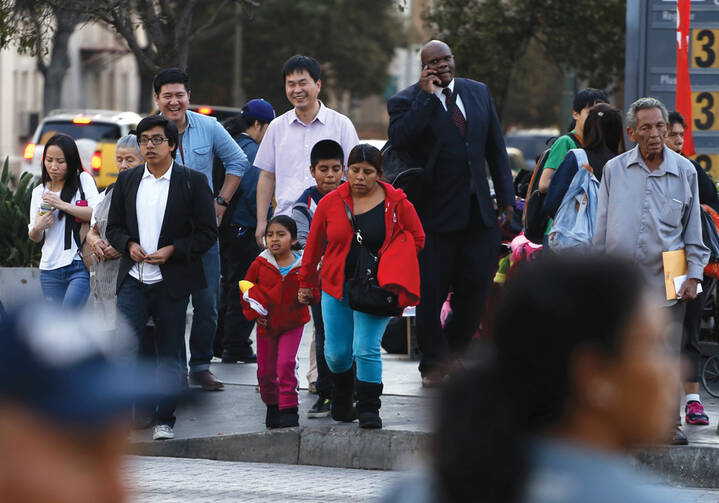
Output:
top-left (253, 101), bottom-right (359, 216)
top-left (434, 79), bottom-right (466, 118)
top-left (129, 163), bottom-right (172, 284)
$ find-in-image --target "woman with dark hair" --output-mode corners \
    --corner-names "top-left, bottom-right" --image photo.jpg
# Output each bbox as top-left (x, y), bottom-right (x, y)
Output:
top-left (386, 254), bottom-right (679, 502)
top-left (543, 103), bottom-right (625, 218)
top-left (299, 144), bottom-right (425, 429)
top-left (28, 133), bottom-right (99, 306)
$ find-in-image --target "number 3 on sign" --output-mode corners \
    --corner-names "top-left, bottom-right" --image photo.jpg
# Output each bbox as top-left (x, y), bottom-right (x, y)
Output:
top-left (692, 92), bottom-right (719, 131)
top-left (693, 29), bottom-right (719, 69)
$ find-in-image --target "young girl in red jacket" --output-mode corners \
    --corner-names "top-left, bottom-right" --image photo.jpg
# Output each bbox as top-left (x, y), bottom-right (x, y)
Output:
top-left (241, 215), bottom-right (318, 429)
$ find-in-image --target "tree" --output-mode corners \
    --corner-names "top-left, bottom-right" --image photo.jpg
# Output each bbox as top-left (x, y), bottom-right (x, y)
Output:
top-left (189, 0), bottom-right (405, 116)
top-left (63, 0), bottom-right (259, 113)
top-left (424, 0), bottom-right (626, 118)
top-left (0, 0), bottom-right (83, 115)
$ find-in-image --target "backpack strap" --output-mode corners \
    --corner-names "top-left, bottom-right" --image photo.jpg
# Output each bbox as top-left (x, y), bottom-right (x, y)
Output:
top-left (342, 201), bottom-right (363, 245)
top-left (570, 148), bottom-right (589, 170)
top-left (567, 132), bottom-right (582, 149)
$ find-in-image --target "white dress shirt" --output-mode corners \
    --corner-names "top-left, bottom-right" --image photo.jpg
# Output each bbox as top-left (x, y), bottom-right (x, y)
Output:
top-left (253, 101), bottom-right (359, 216)
top-left (129, 163), bottom-right (172, 284)
top-left (434, 79), bottom-right (466, 118)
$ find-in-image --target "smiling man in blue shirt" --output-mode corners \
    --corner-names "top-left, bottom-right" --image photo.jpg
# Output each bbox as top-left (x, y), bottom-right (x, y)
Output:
top-left (153, 68), bottom-right (249, 391)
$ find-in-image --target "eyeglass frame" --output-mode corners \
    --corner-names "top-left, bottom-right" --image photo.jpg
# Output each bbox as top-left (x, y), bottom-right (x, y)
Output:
top-left (138, 135), bottom-right (170, 146)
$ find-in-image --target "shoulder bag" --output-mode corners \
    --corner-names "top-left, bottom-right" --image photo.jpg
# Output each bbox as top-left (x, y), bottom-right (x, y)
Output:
top-left (343, 201), bottom-right (402, 317)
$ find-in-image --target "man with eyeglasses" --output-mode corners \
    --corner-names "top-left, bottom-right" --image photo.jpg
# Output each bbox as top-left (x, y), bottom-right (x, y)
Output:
top-left (107, 115), bottom-right (218, 440)
top-left (152, 68), bottom-right (250, 391)
top-left (594, 98), bottom-right (709, 446)
top-left (387, 40), bottom-right (515, 387)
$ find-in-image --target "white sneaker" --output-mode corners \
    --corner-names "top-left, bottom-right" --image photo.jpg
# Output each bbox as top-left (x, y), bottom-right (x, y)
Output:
top-left (152, 424), bottom-right (175, 440)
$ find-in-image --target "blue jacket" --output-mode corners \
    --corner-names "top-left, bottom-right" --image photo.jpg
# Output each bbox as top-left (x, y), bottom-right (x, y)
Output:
top-left (231, 134), bottom-right (268, 228)
top-left (177, 110), bottom-right (249, 192)
top-left (547, 149), bottom-right (598, 251)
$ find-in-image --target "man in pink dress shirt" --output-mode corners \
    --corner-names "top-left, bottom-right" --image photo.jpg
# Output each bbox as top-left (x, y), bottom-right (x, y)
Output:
top-left (254, 55), bottom-right (359, 247)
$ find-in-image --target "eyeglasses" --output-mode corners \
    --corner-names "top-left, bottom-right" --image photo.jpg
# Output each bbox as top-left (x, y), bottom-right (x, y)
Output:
top-left (139, 135), bottom-right (169, 146)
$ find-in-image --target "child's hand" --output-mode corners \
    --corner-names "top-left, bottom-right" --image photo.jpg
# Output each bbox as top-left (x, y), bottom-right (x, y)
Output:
top-left (257, 317), bottom-right (268, 327)
top-left (298, 288), bottom-right (313, 305)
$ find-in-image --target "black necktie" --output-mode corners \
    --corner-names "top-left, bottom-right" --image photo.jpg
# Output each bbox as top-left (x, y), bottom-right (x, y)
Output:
top-left (443, 88), bottom-right (466, 136)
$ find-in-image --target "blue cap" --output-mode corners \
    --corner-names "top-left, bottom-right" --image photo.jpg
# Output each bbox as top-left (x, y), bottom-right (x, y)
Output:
top-left (244, 99), bottom-right (275, 124)
top-left (0, 304), bottom-right (182, 429)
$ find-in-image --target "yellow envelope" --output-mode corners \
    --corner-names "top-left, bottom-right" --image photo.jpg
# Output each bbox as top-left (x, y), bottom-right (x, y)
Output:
top-left (663, 249), bottom-right (687, 300)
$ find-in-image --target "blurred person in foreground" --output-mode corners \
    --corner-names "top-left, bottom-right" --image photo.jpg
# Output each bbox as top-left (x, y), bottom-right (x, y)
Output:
top-left (0, 304), bottom-right (179, 503)
top-left (384, 254), bottom-right (681, 503)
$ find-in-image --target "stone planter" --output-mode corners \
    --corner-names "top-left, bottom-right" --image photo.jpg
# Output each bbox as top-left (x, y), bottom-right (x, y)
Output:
top-left (0, 267), bottom-right (42, 308)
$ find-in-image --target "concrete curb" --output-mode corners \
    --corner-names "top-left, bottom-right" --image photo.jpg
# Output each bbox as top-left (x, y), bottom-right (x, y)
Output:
top-left (134, 425), bottom-right (427, 471)
top-left (634, 444), bottom-right (719, 488)
top-left (135, 428), bottom-right (719, 486)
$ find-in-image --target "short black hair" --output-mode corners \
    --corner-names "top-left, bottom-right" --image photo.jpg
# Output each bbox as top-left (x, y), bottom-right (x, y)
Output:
top-left (153, 68), bottom-right (190, 95)
top-left (135, 115), bottom-right (179, 158)
top-left (310, 140), bottom-right (344, 168)
top-left (668, 111), bottom-right (687, 129)
top-left (572, 88), bottom-right (608, 113)
top-left (282, 55), bottom-right (321, 82)
top-left (266, 215), bottom-right (302, 250)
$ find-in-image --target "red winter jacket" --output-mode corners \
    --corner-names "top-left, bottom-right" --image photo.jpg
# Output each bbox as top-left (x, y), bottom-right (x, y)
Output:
top-left (300, 181), bottom-right (425, 308)
top-left (242, 250), bottom-right (319, 337)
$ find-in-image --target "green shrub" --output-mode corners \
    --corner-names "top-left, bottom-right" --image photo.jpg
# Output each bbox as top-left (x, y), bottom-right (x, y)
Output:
top-left (0, 158), bottom-right (41, 267)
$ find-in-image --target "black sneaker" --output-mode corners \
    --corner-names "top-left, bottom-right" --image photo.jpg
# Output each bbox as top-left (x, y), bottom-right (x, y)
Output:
top-left (307, 397), bottom-right (331, 418)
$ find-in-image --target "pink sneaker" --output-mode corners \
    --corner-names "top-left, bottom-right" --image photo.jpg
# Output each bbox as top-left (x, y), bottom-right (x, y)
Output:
top-left (685, 401), bottom-right (709, 425)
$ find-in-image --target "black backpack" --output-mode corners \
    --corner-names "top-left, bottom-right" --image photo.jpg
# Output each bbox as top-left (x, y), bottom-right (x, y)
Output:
top-left (523, 133), bottom-right (580, 244)
top-left (381, 140), bottom-right (441, 210)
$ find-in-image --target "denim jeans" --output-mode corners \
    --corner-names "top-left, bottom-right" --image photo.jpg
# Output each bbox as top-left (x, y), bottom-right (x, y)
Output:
top-left (321, 291), bottom-right (390, 384)
top-left (116, 277), bottom-right (189, 427)
top-left (188, 242), bottom-right (220, 372)
top-left (40, 260), bottom-right (90, 307)
top-left (218, 226), bottom-right (258, 357)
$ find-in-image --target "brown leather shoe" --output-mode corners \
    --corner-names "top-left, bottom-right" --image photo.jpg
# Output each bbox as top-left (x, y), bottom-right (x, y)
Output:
top-left (189, 370), bottom-right (224, 391)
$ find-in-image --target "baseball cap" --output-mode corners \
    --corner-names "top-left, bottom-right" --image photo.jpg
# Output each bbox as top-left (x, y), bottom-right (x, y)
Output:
top-left (0, 304), bottom-right (183, 429)
top-left (244, 98), bottom-right (276, 123)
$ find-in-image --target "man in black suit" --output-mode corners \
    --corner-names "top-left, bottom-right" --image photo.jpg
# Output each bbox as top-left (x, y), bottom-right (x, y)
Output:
top-left (387, 40), bottom-right (515, 385)
top-left (107, 115), bottom-right (217, 440)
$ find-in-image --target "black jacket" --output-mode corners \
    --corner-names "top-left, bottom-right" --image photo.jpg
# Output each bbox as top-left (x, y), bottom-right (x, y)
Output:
top-left (387, 79), bottom-right (514, 232)
top-left (107, 162), bottom-right (218, 298)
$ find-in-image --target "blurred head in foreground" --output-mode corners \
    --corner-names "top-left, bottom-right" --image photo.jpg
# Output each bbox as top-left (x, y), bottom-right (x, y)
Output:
top-left (0, 305), bottom-right (178, 503)
top-left (434, 254), bottom-right (678, 503)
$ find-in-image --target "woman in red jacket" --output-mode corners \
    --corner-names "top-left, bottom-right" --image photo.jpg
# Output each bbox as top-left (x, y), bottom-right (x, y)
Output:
top-left (299, 144), bottom-right (424, 429)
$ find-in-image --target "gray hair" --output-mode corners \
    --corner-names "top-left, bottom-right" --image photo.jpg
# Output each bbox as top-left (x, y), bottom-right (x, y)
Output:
top-left (626, 97), bottom-right (669, 130)
top-left (115, 134), bottom-right (142, 157)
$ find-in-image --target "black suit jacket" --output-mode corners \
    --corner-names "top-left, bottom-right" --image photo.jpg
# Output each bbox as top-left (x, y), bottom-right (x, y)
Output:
top-left (107, 162), bottom-right (218, 298)
top-left (387, 78), bottom-right (514, 231)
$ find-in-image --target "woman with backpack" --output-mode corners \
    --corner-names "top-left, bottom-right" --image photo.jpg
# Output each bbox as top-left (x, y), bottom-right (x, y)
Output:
top-left (542, 103), bottom-right (626, 219)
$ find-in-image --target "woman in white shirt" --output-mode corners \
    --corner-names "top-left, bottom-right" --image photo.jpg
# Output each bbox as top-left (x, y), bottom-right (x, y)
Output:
top-left (28, 134), bottom-right (99, 306)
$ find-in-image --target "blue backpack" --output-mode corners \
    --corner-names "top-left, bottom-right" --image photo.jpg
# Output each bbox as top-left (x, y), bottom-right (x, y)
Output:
top-left (547, 149), bottom-right (598, 251)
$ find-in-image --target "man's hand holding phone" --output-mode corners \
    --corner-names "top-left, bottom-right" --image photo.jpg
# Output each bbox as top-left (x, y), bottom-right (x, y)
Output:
top-left (419, 65), bottom-right (442, 94)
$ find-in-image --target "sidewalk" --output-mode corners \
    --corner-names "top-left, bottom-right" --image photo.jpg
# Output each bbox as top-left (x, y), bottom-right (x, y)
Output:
top-left (133, 322), bottom-right (719, 485)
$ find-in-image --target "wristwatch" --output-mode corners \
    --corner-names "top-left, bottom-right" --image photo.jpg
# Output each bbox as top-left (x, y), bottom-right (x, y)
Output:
top-left (215, 196), bottom-right (229, 207)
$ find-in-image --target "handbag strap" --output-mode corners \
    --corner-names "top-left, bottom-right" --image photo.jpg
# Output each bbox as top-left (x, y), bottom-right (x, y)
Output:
top-left (343, 201), bottom-right (364, 246)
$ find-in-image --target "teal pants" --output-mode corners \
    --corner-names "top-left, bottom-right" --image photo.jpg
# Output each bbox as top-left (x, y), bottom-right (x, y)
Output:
top-left (321, 291), bottom-right (391, 384)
